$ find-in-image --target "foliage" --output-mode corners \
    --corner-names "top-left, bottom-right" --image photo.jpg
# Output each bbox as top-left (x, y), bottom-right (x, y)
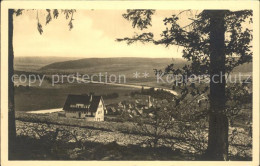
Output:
top-left (103, 92), bottom-right (119, 99)
top-left (117, 9), bottom-right (253, 158)
top-left (124, 82), bottom-right (252, 157)
top-left (13, 9), bottom-right (76, 34)
top-left (117, 10), bottom-right (252, 75)
top-left (122, 9), bottom-right (155, 30)
top-left (130, 87), bottom-right (175, 101)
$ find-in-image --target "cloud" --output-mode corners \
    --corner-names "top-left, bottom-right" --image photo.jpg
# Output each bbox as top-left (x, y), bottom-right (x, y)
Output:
top-left (13, 10), bottom-right (183, 58)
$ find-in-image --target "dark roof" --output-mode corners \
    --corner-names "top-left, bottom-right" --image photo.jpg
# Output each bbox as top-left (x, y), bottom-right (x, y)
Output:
top-left (63, 94), bottom-right (103, 112)
top-left (89, 96), bottom-right (102, 112)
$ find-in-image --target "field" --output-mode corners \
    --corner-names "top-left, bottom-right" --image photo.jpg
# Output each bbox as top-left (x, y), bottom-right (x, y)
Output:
top-left (15, 121), bottom-right (192, 160)
top-left (15, 82), bottom-right (139, 111)
top-left (14, 112), bottom-right (197, 160)
top-left (15, 112), bottom-right (252, 160)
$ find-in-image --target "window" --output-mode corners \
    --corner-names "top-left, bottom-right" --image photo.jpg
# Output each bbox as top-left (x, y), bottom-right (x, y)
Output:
top-left (70, 104), bottom-right (76, 108)
top-left (76, 104), bottom-right (84, 108)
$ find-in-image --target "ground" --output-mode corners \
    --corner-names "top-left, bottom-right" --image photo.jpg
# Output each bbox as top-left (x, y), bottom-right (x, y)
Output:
top-left (13, 111), bottom-right (252, 160)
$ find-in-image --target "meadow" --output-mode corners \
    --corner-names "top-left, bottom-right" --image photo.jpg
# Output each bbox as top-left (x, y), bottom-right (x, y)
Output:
top-left (15, 82), bottom-right (138, 111)
top-left (15, 112), bottom-right (252, 160)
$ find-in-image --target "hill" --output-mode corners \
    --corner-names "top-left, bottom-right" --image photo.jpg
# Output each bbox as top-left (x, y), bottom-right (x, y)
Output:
top-left (38, 58), bottom-right (189, 80)
top-left (40, 57), bottom-right (187, 70)
top-left (39, 57), bottom-right (252, 74)
top-left (14, 56), bottom-right (79, 71)
top-left (15, 56), bottom-right (252, 76)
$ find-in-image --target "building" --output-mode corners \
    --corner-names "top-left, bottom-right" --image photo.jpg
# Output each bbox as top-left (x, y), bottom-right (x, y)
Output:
top-left (106, 106), bottom-right (118, 115)
top-left (63, 94), bottom-right (105, 121)
top-left (134, 95), bottom-right (153, 109)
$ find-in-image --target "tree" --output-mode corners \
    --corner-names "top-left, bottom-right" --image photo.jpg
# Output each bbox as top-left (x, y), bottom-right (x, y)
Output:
top-left (133, 106), bottom-right (174, 149)
top-left (117, 9), bottom-right (252, 160)
top-left (8, 9), bottom-right (76, 158)
top-left (207, 10), bottom-right (228, 160)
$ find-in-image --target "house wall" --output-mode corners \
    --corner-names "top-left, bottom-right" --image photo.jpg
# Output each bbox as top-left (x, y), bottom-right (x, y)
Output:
top-left (65, 111), bottom-right (87, 119)
top-left (94, 100), bottom-right (105, 121)
top-left (65, 112), bottom-right (77, 118)
top-left (85, 117), bottom-right (95, 121)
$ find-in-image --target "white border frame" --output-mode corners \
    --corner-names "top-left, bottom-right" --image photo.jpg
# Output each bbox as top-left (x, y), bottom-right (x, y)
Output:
top-left (1, 1), bottom-right (259, 166)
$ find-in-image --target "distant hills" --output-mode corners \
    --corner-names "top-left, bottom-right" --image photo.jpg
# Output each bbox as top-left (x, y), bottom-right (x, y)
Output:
top-left (37, 57), bottom-right (189, 77)
top-left (14, 57), bottom-right (252, 74)
top-left (14, 56), bottom-right (79, 65)
top-left (14, 56), bottom-right (79, 71)
top-left (40, 57), bottom-right (187, 70)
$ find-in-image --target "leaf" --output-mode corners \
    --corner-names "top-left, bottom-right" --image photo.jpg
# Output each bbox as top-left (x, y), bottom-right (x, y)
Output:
top-left (68, 20), bottom-right (73, 30)
top-left (15, 9), bottom-right (24, 16)
top-left (46, 10), bottom-right (52, 25)
top-left (37, 22), bottom-right (43, 35)
top-left (53, 9), bottom-right (59, 19)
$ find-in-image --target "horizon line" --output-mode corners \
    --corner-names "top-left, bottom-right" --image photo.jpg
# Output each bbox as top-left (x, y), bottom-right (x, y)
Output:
top-left (14, 56), bottom-right (185, 59)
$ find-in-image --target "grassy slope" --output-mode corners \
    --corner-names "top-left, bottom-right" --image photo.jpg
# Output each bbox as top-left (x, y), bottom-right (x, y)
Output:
top-left (14, 83), bottom-right (138, 111)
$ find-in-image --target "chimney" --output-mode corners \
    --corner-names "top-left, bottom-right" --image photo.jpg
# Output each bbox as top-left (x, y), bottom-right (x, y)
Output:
top-left (88, 94), bottom-right (93, 112)
top-left (89, 94), bottom-right (93, 102)
top-left (148, 96), bottom-right (152, 108)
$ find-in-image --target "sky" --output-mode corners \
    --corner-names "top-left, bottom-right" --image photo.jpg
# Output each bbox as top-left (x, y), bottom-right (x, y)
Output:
top-left (13, 10), bottom-right (191, 58)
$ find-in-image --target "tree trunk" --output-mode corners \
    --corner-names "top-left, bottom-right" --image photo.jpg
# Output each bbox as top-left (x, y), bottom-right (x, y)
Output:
top-left (8, 9), bottom-right (16, 159)
top-left (205, 10), bottom-right (229, 161)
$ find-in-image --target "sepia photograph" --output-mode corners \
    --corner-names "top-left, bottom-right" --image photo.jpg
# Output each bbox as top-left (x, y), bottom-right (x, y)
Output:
top-left (1, 1), bottom-right (259, 165)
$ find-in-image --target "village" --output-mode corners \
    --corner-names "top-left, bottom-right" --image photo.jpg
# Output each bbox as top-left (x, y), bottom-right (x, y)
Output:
top-left (106, 94), bottom-right (170, 117)
top-left (60, 88), bottom-right (175, 122)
